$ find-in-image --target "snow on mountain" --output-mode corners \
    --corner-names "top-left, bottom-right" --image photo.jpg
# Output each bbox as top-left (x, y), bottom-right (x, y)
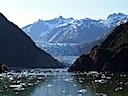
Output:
top-left (22, 16), bottom-right (74, 41)
top-left (35, 42), bottom-right (80, 66)
top-left (97, 13), bottom-right (127, 40)
top-left (21, 13), bottom-right (127, 66)
top-left (77, 13), bottom-right (128, 56)
top-left (36, 42), bottom-right (80, 56)
top-left (22, 19), bottom-right (49, 41)
top-left (107, 13), bottom-right (126, 20)
top-left (38, 13), bottom-right (127, 43)
top-left (22, 13), bottom-right (126, 43)
top-left (116, 15), bottom-right (128, 26)
top-left (40, 18), bottom-right (108, 43)
top-left (100, 13), bottom-right (126, 28)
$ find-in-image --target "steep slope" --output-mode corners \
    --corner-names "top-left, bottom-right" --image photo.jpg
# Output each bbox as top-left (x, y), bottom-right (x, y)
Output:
top-left (22, 13), bottom-right (126, 44)
top-left (78, 15), bottom-right (128, 55)
top-left (68, 22), bottom-right (128, 72)
top-left (97, 15), bottom-right (128, 40)
top-left (0, 13), bottom-right (62, 69)
top-left (41, 19), bottom-right (107, 43)
top-left (22, 16), bottom-right (74, 41)
top-left (78, 39), bottom-right (104, 55)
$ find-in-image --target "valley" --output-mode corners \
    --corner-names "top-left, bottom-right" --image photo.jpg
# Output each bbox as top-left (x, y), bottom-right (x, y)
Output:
top-left (22, 13), bottom-right (127, 67)
top-left (0, 1), bottom-right (128, 96)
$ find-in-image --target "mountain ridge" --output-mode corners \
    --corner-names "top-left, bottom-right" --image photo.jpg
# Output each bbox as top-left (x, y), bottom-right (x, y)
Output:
top-left (22, 16), bottom-right (74, 41)
top-left (22, 13), bottom-right (127, 43)
top-left (0, 12), bottom-right (62, 69)
top-left (68, 22), bottom-right (128, 72)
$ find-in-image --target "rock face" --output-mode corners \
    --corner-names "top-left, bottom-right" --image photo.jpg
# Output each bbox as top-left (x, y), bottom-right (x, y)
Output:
top-left (0, 64), bottom-right (8, 73)
top-left (0, 13), bottom-right (62, 69)
top-left (78, 39), bottom-right (104, 55)
top-left (68, 22), bottom-right (128, 72)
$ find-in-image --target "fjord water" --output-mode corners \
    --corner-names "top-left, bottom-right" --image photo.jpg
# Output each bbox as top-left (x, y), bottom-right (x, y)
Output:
top-left (1, 69), bottom-right (128, 96)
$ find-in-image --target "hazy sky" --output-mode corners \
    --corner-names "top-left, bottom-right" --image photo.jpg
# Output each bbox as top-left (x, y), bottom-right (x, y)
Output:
top-left (0, 0), bottom-right (128, 28)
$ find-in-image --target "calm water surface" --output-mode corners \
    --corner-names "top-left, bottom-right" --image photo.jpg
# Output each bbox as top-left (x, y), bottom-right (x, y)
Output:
top-left (0, 68), bottom-right (128, 96)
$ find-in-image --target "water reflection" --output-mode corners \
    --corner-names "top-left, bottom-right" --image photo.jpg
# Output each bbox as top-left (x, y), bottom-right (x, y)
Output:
top-left (0, 69), bottom-right (128, 96)
top-left (32, 73), bottom-right (94, 96)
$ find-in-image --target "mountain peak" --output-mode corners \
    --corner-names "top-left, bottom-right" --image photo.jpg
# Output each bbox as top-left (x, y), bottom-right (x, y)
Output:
top-left (116, 16), bottom-right (128, 26)
top-left (58, 16), bottom-right (74, 21)
top-left (37, 19), bottom-right (43, 22)
top-left (34, 19), bottom-right (44, 25)
top-left (107, 12), bottom-right (126, 19)
top-left (59, 16), bottom-right (64, 19)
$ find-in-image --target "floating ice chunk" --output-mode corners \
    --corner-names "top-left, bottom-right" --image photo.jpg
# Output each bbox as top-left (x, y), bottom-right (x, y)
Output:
top-left (120, 74), bottom-right (127, 78)
top-left (77, 89), bottom-right (87, 94)
top-left (13, 87), bottom-right (25, 91)
top-left (115, 87), bottom-right (123, 91)
top-left (9, 84), bottom-right (22, 88)
top-left (95, 79), bottom-right (108, 84)
top-left (47, 84), bottom-right (53, 87)
top-left (101, 74), bottom-right (106, 79)
top-left (64, 78), bottom-right (74, 82)
top-left (62, 90), bottom-right (66, 93)
top-left (95, 92), bottom-right (107, 96)
top-left (27, 83), bottom-right (33, 86)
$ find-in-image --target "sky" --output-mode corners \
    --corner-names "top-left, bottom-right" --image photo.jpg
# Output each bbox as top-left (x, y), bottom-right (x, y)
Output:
top-left (0, 0), bottom-right (128, 28)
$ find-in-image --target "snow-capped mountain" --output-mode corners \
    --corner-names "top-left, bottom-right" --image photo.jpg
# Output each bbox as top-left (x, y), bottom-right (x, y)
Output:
top-left (103, 13), bottom-right (126, 27)
top-left (77, 14), bottom-right (128, 56)
top-left (97, 14), bottom-right (128, 40)
top-left (116, 15), bottom-right (128, 26)
top-left (40, 18), bottom-right (107, 43)
top-left (22, 13), bottom-right (126, 43)
top-left (22, 16), bottom-right (74, 41)
top-left (22, 13), bottom-right (127, 66)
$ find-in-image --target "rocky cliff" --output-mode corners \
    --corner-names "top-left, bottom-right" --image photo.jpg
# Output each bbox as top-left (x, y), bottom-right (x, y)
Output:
top-left (0, 13), bottom-right (62, 69)
top-left (0, 64), bottom-right (8, 73)
top-left (68, 22), bottom-right (128, 72)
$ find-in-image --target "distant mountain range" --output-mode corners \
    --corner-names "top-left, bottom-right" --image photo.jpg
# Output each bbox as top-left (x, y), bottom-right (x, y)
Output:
top-left (68, 21), bottom-right (128, 72)
top-left (79, 15), bottom-right (128, 55)
top-left (22, 16), bottom-right (73, 42)
top-left (22, 13), bottom-right (126, 43)
top-left (21, 13), bottom-right (128, 66)
top-left (0, 13), bottom-right (62, 69)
